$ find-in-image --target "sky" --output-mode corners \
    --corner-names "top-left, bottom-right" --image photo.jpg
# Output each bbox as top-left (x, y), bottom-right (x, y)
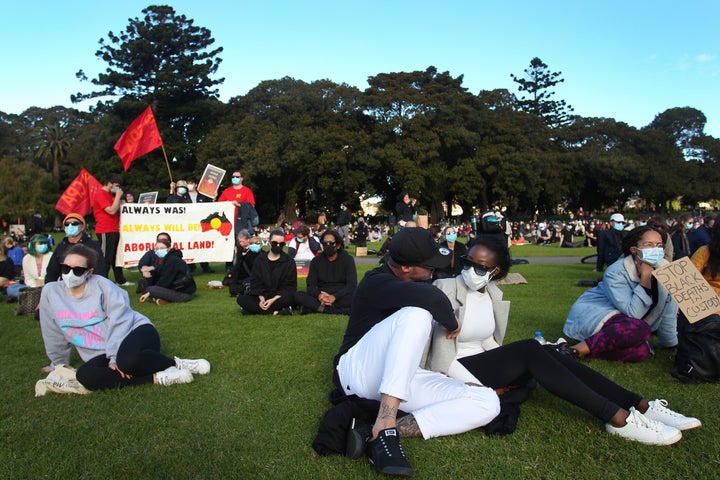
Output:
top-left (2, 1), bottom-right (718, 137)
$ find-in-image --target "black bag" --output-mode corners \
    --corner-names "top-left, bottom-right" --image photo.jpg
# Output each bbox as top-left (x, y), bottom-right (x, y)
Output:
top-left (671, 314), bottom-right (720, 383)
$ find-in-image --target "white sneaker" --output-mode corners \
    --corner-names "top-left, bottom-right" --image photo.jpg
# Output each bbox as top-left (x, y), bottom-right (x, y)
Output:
top-left (644, 399), bottom-right (702, 431)
top-left (155, 366), bottom-right (194, 386)
top-left (606, 407), bottom-right (682, 445)
top-left (175, 356), bottom-right (211, 375)
top-left (118, 281), bottom-right (135, 287)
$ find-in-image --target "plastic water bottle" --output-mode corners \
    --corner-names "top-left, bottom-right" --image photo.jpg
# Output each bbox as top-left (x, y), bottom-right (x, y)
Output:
top-left (534, 331), bottom-right (547, 345)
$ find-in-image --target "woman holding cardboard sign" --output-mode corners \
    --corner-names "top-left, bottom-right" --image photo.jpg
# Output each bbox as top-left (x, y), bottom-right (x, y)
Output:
top-left (564, 226), bottom-right (678, 362)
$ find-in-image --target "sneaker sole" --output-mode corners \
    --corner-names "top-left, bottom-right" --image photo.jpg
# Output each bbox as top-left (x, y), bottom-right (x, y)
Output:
top-left (368, 459), bottom-right (413, 477)
top-left (345, 428), bottom-right (366, 460)
top-left (606, 426), bottom-right (682, 446)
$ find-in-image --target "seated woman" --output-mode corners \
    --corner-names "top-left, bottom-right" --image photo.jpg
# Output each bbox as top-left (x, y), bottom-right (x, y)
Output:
top-left (294, 230), bottom-right (356, 315)
top-left (0, 240), bottom-right (17, 295)
top-left (428, 235), bottom-right (700, 445)
top-left (237, 229), bottom-right (297, 315)
top-left (564, 226), bottom-right (678, 362)
top-left (39, 244), bottom-right (210, 390)
top-left (139, 238), bottom-right (196, 305)
top-left (227, 230), bottom-right (261, 297)
top-left (6, 234), bottom-right (52, 301)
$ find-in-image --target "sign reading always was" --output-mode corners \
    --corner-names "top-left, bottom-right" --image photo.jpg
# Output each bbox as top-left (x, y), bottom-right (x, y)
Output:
top-left (117, 202), bottom-right (236, 267)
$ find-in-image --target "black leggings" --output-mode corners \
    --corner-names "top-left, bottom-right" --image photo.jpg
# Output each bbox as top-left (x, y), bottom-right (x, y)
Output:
top-left (236, 293), bottom-right (295, 314)
top-left (76, 324), bottom-right (175, 390)
top-left (458, 339), bottom-right (643, 422)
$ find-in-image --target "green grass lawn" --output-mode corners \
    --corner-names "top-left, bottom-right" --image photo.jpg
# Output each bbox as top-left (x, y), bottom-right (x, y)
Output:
top-left (2, 257), bottom-right (718, 479)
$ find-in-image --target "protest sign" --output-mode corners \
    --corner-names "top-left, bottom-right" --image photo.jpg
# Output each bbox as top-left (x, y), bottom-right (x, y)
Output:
top-left (137, 191), bottom-right (158, 204)
top-left (117, 202), bottom-right (236, 267)
top-left (198, 164), bottom-right (225, 199)
top-left (652, 257), bottom-right (720, 323)
top-left (295, 259), bottom-right (311, 278)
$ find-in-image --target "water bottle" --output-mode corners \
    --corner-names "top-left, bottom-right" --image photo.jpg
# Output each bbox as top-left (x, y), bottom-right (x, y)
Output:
top-left (534, 331), bottom-right (547, 345)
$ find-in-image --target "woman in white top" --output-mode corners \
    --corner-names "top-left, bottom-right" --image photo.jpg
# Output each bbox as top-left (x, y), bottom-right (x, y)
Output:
top-left (428, 234), bottom-right (699, 446)
top-left (6, 234), bottom-right (52, 300)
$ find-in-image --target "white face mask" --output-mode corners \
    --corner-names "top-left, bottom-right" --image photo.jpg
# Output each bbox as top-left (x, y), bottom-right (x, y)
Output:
top-left (638, 247), bottom-right (664, 267)
top-left (62, 271), bottom-right (88, 289)
top-left (461, 266), bottom-right (493, 291)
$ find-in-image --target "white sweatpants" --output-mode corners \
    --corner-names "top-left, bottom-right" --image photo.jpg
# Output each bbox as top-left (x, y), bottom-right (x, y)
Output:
top-left (337, 306), bottom-right (500, 439)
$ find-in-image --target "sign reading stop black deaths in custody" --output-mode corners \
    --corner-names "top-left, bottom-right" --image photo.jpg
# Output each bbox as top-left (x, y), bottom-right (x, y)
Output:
top-left (652, 257), bottom-right (720, 323)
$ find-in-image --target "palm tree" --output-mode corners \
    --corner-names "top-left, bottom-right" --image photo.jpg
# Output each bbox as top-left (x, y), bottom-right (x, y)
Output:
top-left (35, 124), bottom-right (71, 186)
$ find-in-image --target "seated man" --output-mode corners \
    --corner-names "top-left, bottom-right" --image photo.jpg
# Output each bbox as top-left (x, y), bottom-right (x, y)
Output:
top-left (332, 227), bottom-right (500, 477)
top-left (295, 230), bottom-right (356, 315)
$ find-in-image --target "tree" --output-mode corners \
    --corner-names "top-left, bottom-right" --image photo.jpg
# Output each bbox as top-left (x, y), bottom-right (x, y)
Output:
top-left (510, 57), bottom-right (574, 128)
top-left (35, 125), bottom-right (70, 186)
top-left (648, 107), bottom-right (707, 161)
top-left (72, 5), bottom-right (223, 105)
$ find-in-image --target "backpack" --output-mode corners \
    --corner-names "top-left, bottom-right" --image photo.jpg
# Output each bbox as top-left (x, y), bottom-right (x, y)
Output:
top-left (478, 211), bottom-right (507, 235)
top-left (671, 314), bottom-right (720, 383)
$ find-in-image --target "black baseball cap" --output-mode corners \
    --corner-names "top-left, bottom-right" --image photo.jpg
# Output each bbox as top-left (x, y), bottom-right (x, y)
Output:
top-left (390, 227), bottom-right (451, 269)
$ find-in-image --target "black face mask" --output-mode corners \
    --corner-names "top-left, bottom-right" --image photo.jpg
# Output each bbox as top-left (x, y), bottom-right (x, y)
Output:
top-left (323, 245), bottom-right (337, 256)
top-left (270, 245), bottom-right (283, 255)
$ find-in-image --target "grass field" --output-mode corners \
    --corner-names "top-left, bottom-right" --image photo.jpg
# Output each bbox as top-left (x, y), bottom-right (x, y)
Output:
top-left (2, 247), bottom-right (718, 479)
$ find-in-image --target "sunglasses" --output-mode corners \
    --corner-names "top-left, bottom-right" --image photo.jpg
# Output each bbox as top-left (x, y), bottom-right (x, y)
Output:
top-left (232, 175), bottom-right (242, 178)
top-left (460, 256), bottom-right (497, 276)
top-left (270, 241), bottom-right (286, 247)
top-left (321, 241), bottom-right (337, 246)
top-left (60, 264), bottom-right (90, 276)
top-left (64, 221), bottom-right (82, 227)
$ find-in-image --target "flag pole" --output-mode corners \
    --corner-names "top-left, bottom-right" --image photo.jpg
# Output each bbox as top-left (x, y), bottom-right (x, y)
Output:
top-left (160, 144), bottom-right (173, 183)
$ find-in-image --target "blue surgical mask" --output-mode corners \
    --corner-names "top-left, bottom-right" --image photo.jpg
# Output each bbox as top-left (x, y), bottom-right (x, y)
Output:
top-left (178, 187), bottom-right (187, 195)
top-left (685, 223), bottom-right (693, 230)
top-left (249, 244), bottom-right (261, 253)
top-left (445, 233), bottom-right (457, 243)
top-left (155, 248), bottom-right (168, 259)
top-left (638, 221), bottom-right (647, 227)
top-left (64, 224), bottom-right (80, 237)
top-left (296, 237), bottom-right (306, 243)
top-left (638, 247), bottom-right (664, 267)
top-left (231, 177), bottom-right (241, 186)
top-left (110, 186), bottom-right (120, 194)
top-left (613, 223), bottom-right (625, 231)
top-left (36, 244), bottom-right (49, 254)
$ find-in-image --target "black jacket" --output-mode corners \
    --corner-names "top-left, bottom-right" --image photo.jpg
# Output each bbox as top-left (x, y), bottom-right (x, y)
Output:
top-left (45, 232), bottom-right (108, 283)
top-left (249, 252), bottom-right (297, 298)
top-left (152, 249), bottom-right (196, 294)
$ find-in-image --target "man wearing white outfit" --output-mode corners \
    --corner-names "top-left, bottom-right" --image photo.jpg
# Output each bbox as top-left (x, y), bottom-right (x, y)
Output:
top-left (333, 227), bottom-right (500, 477)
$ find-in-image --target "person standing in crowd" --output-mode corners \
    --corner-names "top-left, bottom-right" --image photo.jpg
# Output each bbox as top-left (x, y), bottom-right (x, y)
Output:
top-left (93, 173), bottom-right (132, 286)
top-left (218, 169), bottom-right (257, 235)
top-left (353, 217), bottom-right (369, 248)
top-left (183, 176), bottom-right (215, 274)
top-left (595, 213), bottom-right (627, 272)
top-left (395, 192), bottom-right (416, 228)
top-left (236, 229), bottom-right (297, 316)
top-left (124, 191), bottom-right (135, 204)
top-left (670, 214), bottom-right (693, 260)
top-left (691, 215), bottom-right (714, 255)
top-left (40, 244), bottom-right (210, 390)
top-left (45, 213), bottom-right (107, 282)
top-left (295, 230), bottom-right (357, 315)
top-left (336, 202), bottom-right (351, 249)
top-left (333, 228), bottom-right (499, 477)
top-left (166, 180), bottom-right (190, 203)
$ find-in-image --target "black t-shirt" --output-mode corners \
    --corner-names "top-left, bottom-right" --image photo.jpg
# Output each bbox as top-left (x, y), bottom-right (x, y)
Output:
top-left (0, 258), bottom-right (15, 281)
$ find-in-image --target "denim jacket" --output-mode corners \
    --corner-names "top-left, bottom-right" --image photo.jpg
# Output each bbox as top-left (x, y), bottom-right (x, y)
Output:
top-left (564, 255), bottom-right (678, 347)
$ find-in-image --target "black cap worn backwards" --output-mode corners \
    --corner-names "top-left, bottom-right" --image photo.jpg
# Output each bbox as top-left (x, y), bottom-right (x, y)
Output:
top-left (389, 227), bottom-right (451, 269)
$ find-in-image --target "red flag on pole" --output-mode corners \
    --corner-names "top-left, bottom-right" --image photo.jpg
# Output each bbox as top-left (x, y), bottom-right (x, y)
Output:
top-left (113, 106), bottom-right (163, 170)
top-left (55, 168), bottom-right (103, 216)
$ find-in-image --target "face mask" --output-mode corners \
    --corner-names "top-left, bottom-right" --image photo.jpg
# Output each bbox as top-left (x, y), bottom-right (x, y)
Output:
top-left (461, 266), bottom-right (493, 291)
top-left (187, 184), bottom-right (196, 192)
top-left (613, 223), bottom-right (625, 231)
top-left (249, 244), bottom-right (261, 253)
top-left (110, 186), bottom-right (120, 194)
top-left (62, 271), bottom-right (88, 289)
top-left (155, 248), bottom-right (168, 259)
top-left (231, 177), bottom-right (241, 186)
top-left (445, 233), bottom-right (457, 243)
top-left (270, 245), bottom-right (283, 255)
top-left (323, 245), bottom-right (337, 256)
top-left (685, 223), bottom-right (693, 230)
top-left (178, 187), bottom-right (187, 195)
top-left (65, 224), bottom-right (80, 237)
top-left (296, 237), bottom-right (306, 243)
top-left (36, 244), bottom-right (49, 254)
top-left (638, 247), bottom-right (664, 267)
top-left (638, 221), bottom-right (647, 227)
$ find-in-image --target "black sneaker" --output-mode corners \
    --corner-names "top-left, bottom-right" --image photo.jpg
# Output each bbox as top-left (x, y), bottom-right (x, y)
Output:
top-left (345, 418), bottom-right (372, 460)
top-left (367, 428), bottom-right (413, 477)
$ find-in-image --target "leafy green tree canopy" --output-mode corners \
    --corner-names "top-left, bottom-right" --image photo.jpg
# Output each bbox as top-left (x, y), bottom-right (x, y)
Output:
top-left (510, 57), bottom-right (574, 128)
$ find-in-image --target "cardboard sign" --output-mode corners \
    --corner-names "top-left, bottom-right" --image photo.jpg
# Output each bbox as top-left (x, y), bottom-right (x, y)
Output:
top-left (652, 258), bottom-right (720, 323)
top-left (355, 247), bottom-right (368, 257)
top-left (116, 202), bottom-right (236, 267)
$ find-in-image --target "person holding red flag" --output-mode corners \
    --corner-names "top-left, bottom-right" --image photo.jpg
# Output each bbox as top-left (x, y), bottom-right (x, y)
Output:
top-left (93, 173), bottom-right (132, 287)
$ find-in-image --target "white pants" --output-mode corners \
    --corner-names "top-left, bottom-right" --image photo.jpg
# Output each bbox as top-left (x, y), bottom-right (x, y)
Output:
top-left (337, 306), bottom-right (500, 439)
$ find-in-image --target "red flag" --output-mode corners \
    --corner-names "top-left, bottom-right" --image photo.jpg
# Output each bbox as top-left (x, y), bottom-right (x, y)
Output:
top-left (114, 106), bottom-right (163, 170)
top-left (55, 168), bottom-right (103, 216)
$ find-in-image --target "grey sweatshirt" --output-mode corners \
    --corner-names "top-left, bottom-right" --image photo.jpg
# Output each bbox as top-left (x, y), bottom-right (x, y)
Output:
top-left (40, 275), bottom-right (153, 368)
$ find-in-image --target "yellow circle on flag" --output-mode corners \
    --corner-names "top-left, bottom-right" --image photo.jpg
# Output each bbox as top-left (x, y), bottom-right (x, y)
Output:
top-left (210, 218), bottom-right (222, 229)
